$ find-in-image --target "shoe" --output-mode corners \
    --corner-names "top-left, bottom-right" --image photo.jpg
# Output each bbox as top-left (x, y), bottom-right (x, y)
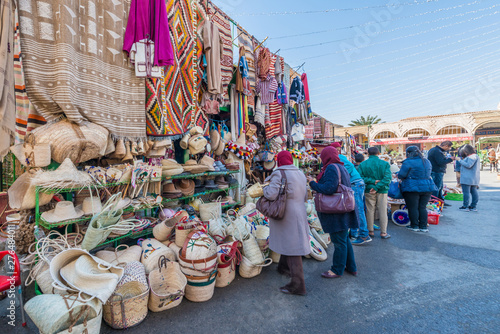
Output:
top-left (444, 203), bottom-right (452, 207)
top-left (373, 224), bottom-right (380, 230)
top-left (381, 233), bottom-right (391, 239)
top-left (345, 270), bottom-right (358, 277)
top-left (419, 228), bottom-right (429, 233)
top-left (406, 226), bottom-right (420, 232)
top-left (469, 207), bottom-right (478, 212)
top-left (321, 271), bottom-right (341, 278)
top-left (459, 206), bottom-right (470, 212)
top-left (279, 287), bottom-right (306, 296)
top-left (352, 236), bottom-right (372, 245)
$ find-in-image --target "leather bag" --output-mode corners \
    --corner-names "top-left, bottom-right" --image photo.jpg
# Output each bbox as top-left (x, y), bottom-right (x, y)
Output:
top-left (314, 164), bottom-right (355, 214)
top-left (256, 170), bottom-right (287, 220)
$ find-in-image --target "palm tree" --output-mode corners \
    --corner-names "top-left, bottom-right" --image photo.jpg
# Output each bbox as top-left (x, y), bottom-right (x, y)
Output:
top-left (348, 115), bottom-right (383, 127)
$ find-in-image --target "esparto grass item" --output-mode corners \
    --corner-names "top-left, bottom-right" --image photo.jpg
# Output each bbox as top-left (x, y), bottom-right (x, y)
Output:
top-left (238, 256), bottom-right (272, 278)
top-left (148, 257), bottom-right (187, 312)
top-left (184, 270), bottom-right (218, 303)
top-left (103, 282), bottom-right (149, 329)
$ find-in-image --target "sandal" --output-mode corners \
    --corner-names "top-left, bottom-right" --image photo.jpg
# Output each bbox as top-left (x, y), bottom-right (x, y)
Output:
top-left (381, 233), bottom-right (391, 239)
top-left (368, 232), bottom-right (375, 237)
top-left (321, 270), bottom-right (342, 278)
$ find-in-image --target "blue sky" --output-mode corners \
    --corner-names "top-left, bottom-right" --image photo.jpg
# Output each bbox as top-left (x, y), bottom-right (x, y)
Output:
top-left (212, 0), bottom-right (500, 126)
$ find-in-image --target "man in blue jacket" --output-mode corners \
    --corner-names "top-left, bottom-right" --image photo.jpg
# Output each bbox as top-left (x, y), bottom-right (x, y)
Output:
top-left (427, 141), bottom-right (455, 202)
top-left (331, 143), bottom-right (371, 245)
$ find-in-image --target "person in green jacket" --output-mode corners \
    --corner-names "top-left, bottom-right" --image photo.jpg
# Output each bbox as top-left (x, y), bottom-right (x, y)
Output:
top-left (357, 147), bottom-right (392, 239)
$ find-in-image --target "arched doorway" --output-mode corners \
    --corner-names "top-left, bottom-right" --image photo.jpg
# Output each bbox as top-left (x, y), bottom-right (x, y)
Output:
top-left (402, 129), bottom-right (431, 151)
top-left (436, 125), bottom-right (468, 135)
top-left (475, 122), bottom-right (500, 150)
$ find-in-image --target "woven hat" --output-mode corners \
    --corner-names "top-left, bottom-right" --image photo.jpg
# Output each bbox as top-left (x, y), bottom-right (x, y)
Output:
top-left (32, 158), bottom-right (93, 190)
top-left (50, 249), bottom-right (124, 303)
top-left (174, 179), bottom-right (195, 196)
top-left (8, 170), bottom-right (53, 210)
top-left (147, 146), bottom-right (167, 158)
top-left (162, 181), bottom-right (182, 198)
top-left (162, 167), bottom-right (184, 177)
top-left (30, 118), bottom-right (108, 164)
top-left (161, 159), bottom-right (182, 169)
top-left (183, 159), bottom-right (209, 174)
top-left (41, 201), bottom-right (84, 223)
top-left (189, 135), bottom-right (207, 155)
top-left (263, 160), bottom-right (276, 171)
top-left (199, 155), bottom-right (215, 172)
top-left (210, 129), bottom-right (220, 152)
top-left (77, 197), bottom-right (103, 216)
top-left (152, 138), bottom-right (172, 149)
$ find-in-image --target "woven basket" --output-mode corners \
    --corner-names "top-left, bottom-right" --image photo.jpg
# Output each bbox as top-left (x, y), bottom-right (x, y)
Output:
top-left (215, 258), bottom-right (238, 288)
top-left (254, 225), bottom-right (270, 252)
top-left (184, 270), bottom-right (218, 303)
top-left (247, 183), bottom-right (268, 198)
top-left (225, 215), bottom-right (251, 241)
top-left (241, 235), bottom-right (265, 265)
top-left (148, 258), bottom-right (187, 312)
top-left (141, 238), bottom-right (176, 274)
top-left (239, 256), bottom-right (272, 279)
top-left (153, 216), bottom-right (176, 241)
top-left (95, 245), bottom-right (142, 266)
top-left (103, 283), bottom-right (149, 329)
top-left (270, 251), bottom-right (281, 263)
top-left (199, 200), bottom-right (222, 221)
top-left (208, 215), bottom-right (226, 242)
top-left (56, 302), bottom-right (103, 334)
top-left (175, 226), bottom-right (194, 247)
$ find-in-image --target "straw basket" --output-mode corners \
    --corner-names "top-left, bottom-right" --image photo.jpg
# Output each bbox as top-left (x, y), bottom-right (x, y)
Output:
top-left (175, 225), bottom-right (194, 248)
top-left (225, 214), bottom-right (251, 241)
top-left (254, 225), bottom-right (270, 252)
top-left (247, 183), bottom-right (268, 198)
top-left (103, 283), bottom-right (149, 329)
top-left (215, 257), bottom-right (240, 288)
top-left (241, 235), bottom-right (265, 265)
top-left (178, 231), bottom-right (217, 273)
top-left (148, 257), bottom-right (187, 312)
top-left (141, 238), bottom-right (176, 274)
top-left (153, 217), bottom-right (176, 241)
top-left (208, 215), bottom-right (226, 242)
top-left (239, 256), bottom-right (272, 279)
top-left (95, 245), bottom-right (142, 266)
top-left (270, 251), bottom-right (281, 263)
top-left (199, 200), bottom-right (222, 221)
top-left (184, 270), bottom-right (218, 303)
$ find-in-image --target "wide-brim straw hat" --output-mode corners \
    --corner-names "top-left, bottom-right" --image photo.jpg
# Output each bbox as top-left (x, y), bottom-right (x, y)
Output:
top-left (162, 167), bottom-right (184, 177)
top-left (161, 159), bottom-right (182, 169)
top-left (189, 135), bottom-right (207, 155)
top-left (162, 181), bottom-right (182, 194)
top-left (41, 201), bottom-right (84, 223)
top-left (183, 159), bottom-right (209, 174)
top-left (199, 155), bottom-right (215, 172)
top-left (32, 158), bottom-right (93, 189)
top-left (175, 179), bottom-right (195, 196)
top-left (30, 118), bottom-right (108, 164)
top-left (77, 197), bottom-right (103, 216)
top-left (50, 249), bottom-right (124, 303)
top-left (7, 170), bottom-right (53, 210)
top-left (210, 129), bottom-right (220, 152)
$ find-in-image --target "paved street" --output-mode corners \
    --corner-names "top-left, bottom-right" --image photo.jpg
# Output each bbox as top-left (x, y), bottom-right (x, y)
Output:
top-left (1, 169), bottom-right (499, 334)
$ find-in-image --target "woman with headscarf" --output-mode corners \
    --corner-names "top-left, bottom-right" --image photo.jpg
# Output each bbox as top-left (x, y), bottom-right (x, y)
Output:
top-left (307, 147), bottom-right (358, 279)
top-left (397, 146), bottom-right (437, 232)
top-left (262, 150), bottom-right (309, 295)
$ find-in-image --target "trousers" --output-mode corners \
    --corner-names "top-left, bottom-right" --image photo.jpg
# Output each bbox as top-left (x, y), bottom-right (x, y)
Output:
top-left (277, 255), bottom-right (306, 294)
top-left (365, 192), bottom-right (388, 234)
top-left (330, 229), bottom-right (357, 275)
top-left (402, 192), bottom-right (432, 229)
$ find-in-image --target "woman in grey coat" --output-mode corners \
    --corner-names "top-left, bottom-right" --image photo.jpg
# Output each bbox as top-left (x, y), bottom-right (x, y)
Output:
top-left (458, 144), bottom-right (480, 212)
top-left (263, 150), bottom-right (309, 295)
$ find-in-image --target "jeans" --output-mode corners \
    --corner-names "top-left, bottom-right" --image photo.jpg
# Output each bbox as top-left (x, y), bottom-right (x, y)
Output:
top-left (330, 229), bottom-right (357, 275)
top-left (431, 172), bottom-right (445, 200)
top-left (365, 192), bottom-right (389, 234)
top-left (349, 179), bottom-right (369, 238)
top-left (402, 192), bottom-right (432, 229)
top-left (462, 184), bottom-right (479, 208)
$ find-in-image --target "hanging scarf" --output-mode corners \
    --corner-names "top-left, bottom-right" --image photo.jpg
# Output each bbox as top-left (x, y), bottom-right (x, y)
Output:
top-left (317, 146), bottom-right (343, 181)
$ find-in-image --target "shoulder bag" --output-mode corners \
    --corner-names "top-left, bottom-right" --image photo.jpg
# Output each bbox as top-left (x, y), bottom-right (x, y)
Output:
top-left (314, 164), bottom-right (355, 214)
top-left (256, 170), bottom-right (287, 220)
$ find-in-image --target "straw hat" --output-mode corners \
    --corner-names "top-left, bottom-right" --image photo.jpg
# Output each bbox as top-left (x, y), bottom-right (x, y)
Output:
top-left (152, 138), bottom-right (172, 149)
top-left (41, 201), bottom-right (84, 223)
top-left (182, 159), bottom-right (209, 174)
top-left (174, 179), bottom-right (195, 196)
top-left (210, 129), bottom-right (220, 152)
top-left (147, 146), bottom-right (166, 158)
top-left (263, 160), bottom-right (276, 171)
top-left (199, 155), bottom-right (215, 172)
top-left (76, 197), bottom-right (103, 216)
top-left (162, 167), bottom-right (184, 177)
top-left (50, 249), bottom-right (124, 303)
top-left (189, 135), bottom-right (207, 155)
top-left (161, 159), bottom-right (181, 169)
top-left (8, 170), bottom-right (53, 210)
top-left (30, 118), bottom-right (108, 164)
top-left (162, 181), bottom-right (182, 198)
top-left (32, 158), bottom-right (93, 189)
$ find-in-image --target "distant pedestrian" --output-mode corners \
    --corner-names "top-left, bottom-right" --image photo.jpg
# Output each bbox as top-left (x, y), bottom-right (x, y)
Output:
top-left (458, 144), bottom-right (480, 212)
top-left (427, 141), bottom-right (455, 202)
top-left (488, 148), bottom-right (497, 172)
top-left (358, 147), bottom-right (392, 239)
top-left (308, 147), bottom-right (358, 278)
top-left (397, 146), bottom-right (437, 233)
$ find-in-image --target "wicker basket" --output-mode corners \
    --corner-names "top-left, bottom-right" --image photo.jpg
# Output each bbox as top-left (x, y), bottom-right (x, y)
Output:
top-left (239, 256), bottom-right (272, 278)
top-left (184, 270), bottom-right (218, 303)
top-left (148, 257), bottom-right (187, 312)
top-left (241, 235), bottom-right (265, 265)
top-left (153, 216), bottom-right (176, 241)
top-left (247, 183), bottom-right (268, 198)
top-left (254, 225), bottom-right (270, 252)
top-left (215, 258), bottom-right (238, 288)
top-left (199, 200), bottom-right (222, 221)
top-left (103, 283), bottom-right (149, 329)
top-left (270, 250), bottom-right (281, 263)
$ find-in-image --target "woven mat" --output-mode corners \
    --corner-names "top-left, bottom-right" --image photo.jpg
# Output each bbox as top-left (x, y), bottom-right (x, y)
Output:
top-left (18, 0), bottom-right (146, 141)
top-left (266, 102), bottom-right (282, 139)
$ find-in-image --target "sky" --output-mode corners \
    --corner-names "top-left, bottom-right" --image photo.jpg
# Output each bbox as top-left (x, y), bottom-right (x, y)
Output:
top-left (212, 0), bottom-right (500, 126)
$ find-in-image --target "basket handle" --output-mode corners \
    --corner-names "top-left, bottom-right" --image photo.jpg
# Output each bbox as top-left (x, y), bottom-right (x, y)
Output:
top-left (256, 258), bottom-right (273, 267)
top-left (158, 255), bottom-right (170, 272)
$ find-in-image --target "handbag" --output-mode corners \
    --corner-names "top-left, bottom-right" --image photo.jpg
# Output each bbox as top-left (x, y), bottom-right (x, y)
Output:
top-left (314, 164), bottom-right (355, 214)
top-left (388, 179), bottom-right (404, 199)
top-left (256, 170), bottom-right (287, 220)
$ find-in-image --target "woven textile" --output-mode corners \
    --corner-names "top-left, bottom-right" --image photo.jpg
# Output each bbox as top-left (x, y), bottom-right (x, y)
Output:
top-left (265, 101), bottom-right (282, 139)
top-left (237, 29), bottom-right (255, 110)
top-left (18, 0), bottom-right (146, 141)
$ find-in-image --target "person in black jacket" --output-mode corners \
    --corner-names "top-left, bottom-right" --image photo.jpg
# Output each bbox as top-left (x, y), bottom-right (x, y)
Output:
top-left (427, 141), bottom-right (455, 201)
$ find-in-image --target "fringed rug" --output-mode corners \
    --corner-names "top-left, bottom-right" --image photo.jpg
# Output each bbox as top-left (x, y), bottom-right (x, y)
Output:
top-left (266, 101), bottom-right (282, 139)
top-left (18, 0), bottom-right (146, 141)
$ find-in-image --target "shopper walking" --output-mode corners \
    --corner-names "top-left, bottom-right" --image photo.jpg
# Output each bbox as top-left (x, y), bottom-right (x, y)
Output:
top-left (488, 148), bottom-right (498, 173)
top-left (263, 150), bottom-right (309, 295)
top-left (397, 146), bottom-right (437, 233)
top-left (427, 141), bottom-right (454, 202)
top-left (330, 142), bottom-right (371, 245)
top-left (458, 144), bottom-right (480, 212)
top-left (307, 147), bottom-right (358, 278)
top-left (357, 147), bottom-right (392, 239)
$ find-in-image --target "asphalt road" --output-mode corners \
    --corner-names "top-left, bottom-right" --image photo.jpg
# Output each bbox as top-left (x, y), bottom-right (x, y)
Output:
top-left (1, 168), bottom-right (499, 334)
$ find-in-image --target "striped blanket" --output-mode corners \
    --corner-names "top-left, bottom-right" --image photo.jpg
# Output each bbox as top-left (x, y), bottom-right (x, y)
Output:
top-left (266, 101), bottom-right (282, 139)
top-left (18, 0), bottom-right (146, 141)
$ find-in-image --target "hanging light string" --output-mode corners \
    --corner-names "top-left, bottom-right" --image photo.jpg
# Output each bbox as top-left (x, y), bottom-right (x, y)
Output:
top-left (282, 4), bottom-right (499, 52)
top-left (231, 0), bottom-right (445, 17)
top-left (270, 1), bottom-right (488, 40)
top-left (311, 21), bottom-right (500, 88)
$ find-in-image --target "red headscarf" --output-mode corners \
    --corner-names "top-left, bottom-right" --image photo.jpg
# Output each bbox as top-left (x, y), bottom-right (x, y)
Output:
top-left (330, 142), bottom-right (341, 148)
top-left (317, 146), bottom-right (343, 181)
top-left (277, 150), bottom-right (293, 167)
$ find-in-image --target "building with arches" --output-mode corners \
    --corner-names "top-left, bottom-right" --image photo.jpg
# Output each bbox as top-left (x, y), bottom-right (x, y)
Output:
top-left (337, 110), bottom-right (500, 153)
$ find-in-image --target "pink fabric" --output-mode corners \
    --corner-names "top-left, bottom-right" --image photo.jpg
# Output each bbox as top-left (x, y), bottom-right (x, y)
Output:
top-left (123, 0), bottom-right (174, 67)
top-left (301, 73), bottom-right (310, 103)
top-left (277, 150), bottom-right (293, 167)
top-left (317, 147), bottom-right (343, 181)
top-left (330, 142), bottom-right (341, 148)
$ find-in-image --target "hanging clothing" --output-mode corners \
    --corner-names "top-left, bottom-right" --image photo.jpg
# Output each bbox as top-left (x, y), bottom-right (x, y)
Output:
top-left (289, 76), bottom-right (305, 103)
top-left (257, 75), bottom-right (278, 105)
top-left (257, 47), bottom-right (271, 79)
top-left (202, 19), bottom-right (224, 95)
top-left (301, 73), bottom-right (310, 103)
top-left (276, 82), bottom-right (288, 105)
top-left (236, 46), bottom-right (251, 95)
top-left (274, 56), bottom-right (282, 80)
top-left (254, 96), bottom-right (265, 126)
top-left (123, 0), bottom-right (174, 67)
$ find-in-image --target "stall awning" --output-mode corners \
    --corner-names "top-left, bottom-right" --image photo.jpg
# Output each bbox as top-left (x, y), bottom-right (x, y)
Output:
top-left (370, 135), bottom-right (473, 146)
